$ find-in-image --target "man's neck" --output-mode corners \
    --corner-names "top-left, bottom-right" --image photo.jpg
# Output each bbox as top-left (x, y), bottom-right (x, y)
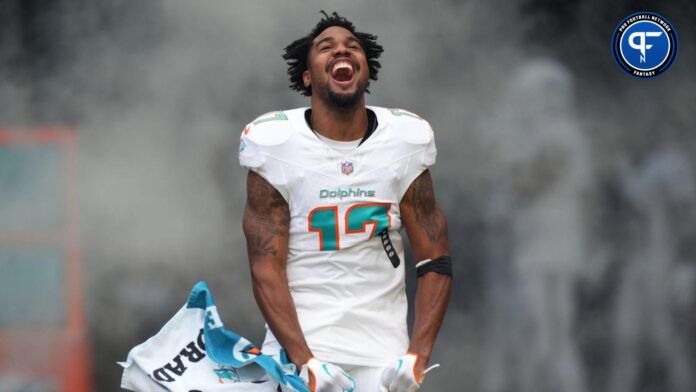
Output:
top-left (310, 96), bottom-right (368, 141)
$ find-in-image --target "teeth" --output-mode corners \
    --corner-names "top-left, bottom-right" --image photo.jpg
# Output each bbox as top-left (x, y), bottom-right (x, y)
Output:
top-left (331, 61), bottom-right (353, 76)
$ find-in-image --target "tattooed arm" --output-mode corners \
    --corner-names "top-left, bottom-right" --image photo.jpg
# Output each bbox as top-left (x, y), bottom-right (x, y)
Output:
top-left (399, 169), bottom-right (452, 379)
top-left (243, 170), bottom-right (312, 368)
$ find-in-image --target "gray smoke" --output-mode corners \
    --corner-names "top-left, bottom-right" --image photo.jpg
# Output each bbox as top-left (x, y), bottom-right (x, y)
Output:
top-left (609, 148), bottom-right (696, 392)
top-left (477, 59), bottom-right (591, 392)
top-left (0, 0), bottom-right (695, 391)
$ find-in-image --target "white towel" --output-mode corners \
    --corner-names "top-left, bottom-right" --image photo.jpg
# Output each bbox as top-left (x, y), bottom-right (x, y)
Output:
top-left (119, 281), bottom-right (308, 392)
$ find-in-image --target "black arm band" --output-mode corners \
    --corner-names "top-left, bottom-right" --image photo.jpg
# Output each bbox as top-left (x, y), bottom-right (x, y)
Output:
top-left (416, 255), bottom-right (452, 278)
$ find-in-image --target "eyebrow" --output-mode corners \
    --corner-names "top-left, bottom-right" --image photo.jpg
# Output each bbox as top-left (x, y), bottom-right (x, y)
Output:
top-left (315, 35), bottom-right (361, 47)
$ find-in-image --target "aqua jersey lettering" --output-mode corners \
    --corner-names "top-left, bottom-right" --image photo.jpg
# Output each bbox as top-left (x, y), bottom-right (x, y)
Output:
top-left (319, 187), bottom-right (376, 199)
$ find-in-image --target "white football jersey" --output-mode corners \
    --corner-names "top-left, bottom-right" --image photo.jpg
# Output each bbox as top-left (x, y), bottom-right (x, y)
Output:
top-left (239, 106), bottom-right (436, 367)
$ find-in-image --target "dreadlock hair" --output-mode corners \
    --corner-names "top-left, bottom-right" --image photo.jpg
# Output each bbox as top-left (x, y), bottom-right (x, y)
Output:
top-left (282, 11), bottom-right (384, 96)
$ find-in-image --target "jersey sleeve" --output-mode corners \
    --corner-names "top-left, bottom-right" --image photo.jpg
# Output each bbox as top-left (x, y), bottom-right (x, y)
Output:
top-left (396, 123), bottom-right (437, 200)
top-left (238, 123), bottom-right (290, 202)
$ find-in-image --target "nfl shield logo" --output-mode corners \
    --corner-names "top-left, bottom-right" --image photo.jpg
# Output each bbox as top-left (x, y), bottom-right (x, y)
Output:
top-left (341, 161), bottom-right (354, 175)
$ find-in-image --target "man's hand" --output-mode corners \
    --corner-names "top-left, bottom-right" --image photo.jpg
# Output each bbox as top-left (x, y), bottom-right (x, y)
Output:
top-left (380, 353), bottom-right (439, 392)
top-left (300, 358), bottom-right (355, 392)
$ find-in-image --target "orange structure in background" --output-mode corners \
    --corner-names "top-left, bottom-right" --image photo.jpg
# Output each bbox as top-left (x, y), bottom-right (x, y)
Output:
top-left (0, 129), bottom-right (91, 392)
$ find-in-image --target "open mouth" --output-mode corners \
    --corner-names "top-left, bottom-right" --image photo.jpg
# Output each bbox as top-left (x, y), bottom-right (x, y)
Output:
top-left (330, 59), bottom-right (355, 83)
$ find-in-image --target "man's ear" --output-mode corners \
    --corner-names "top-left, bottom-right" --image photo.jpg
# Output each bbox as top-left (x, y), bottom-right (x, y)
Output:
top-left (303, 70), bottom-right (311, 89)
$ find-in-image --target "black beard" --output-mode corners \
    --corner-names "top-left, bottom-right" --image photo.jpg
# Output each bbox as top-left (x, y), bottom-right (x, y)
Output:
top-left (315, 79), bottom-right (366, 111)
top-left (326, 87), bottom-right (363, 109)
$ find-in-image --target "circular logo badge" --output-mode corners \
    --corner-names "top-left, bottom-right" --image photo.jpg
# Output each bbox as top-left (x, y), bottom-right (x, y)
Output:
top-left (611, 12), bottom-right (678, 78)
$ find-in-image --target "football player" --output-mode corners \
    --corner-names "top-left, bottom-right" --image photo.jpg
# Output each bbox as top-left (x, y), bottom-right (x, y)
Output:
top-left (240, 11), bottom-right (452, 392)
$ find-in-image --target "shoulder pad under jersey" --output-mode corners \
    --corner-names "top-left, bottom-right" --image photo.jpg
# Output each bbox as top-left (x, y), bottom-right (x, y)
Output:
top-left (370, 107), bottom-right (438, 198)
top-left (241, 109), bottom-right (299, 147)
top-left (371, 106), bottom-right (434, 145)
top-left (239, 109), bottom-right (296, 169)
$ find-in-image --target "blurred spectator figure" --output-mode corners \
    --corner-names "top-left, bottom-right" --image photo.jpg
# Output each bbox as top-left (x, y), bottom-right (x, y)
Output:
top-left (479, 59), bottom-right (590, 392)
top-left (610, 147), bottom-right (696, 392)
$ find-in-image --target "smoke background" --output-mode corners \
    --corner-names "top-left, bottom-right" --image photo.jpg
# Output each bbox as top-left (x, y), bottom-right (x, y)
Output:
top-left (1, 0), bottom-right (694, 391)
